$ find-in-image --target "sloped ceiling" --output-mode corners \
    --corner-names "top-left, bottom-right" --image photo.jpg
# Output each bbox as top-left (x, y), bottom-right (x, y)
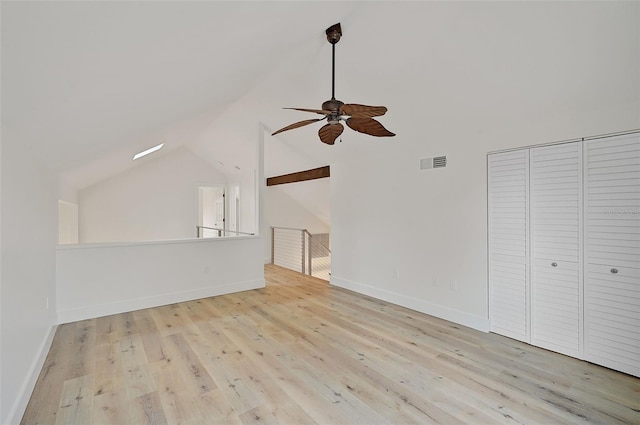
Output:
top-left (2, 1), bottom-right (638, 194)
top-left (1, 1), bottom-right (364, 188)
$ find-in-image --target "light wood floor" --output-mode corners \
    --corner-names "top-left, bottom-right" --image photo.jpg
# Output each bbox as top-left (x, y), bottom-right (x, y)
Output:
top-left (22, 265), bottom-right (640, 425)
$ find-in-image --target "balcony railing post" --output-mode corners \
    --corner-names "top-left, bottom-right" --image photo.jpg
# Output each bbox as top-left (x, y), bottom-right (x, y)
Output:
top-left (301, 230), bottom-right (306, 274)
top-left (271, 227), bottom-right (275, 264)
top-left (307, 232), bottom-right (312, 276)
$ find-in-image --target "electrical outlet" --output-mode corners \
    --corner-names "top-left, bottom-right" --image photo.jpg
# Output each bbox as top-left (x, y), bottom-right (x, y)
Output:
top-left (432, 276), bottom-right (439, 287)
top-left (46, 296), bottom-right (49, 310)
top-left (393, 268), bottom-right (400, 279)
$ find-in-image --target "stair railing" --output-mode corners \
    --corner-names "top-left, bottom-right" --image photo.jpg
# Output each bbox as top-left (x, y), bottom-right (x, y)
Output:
top-left (271, 226), bottom-right (331, 280)
top-left (196, 226), bottom-right (255, 238)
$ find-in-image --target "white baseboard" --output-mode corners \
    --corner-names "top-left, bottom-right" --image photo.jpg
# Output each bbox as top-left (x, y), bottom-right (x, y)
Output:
top-left (57, 278), bottom-right (265, 324)
top-left (330, 276), bottom-right (490, 333)
top-left (7, 324), bottom-right (57, 425)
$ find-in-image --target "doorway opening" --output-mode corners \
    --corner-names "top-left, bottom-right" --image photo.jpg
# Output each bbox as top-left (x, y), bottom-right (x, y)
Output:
top-left (198, 185), bottom-right (225, 237)
top-left (265, 167), bottom-right (331, 280)
top-left (227, 184), bottom-right (240, 235)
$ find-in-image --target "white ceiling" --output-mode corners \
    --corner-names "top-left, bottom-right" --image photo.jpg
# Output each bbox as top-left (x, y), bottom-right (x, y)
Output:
top-left (2, 1), bottom-right (638, 196)
top-left (1, 1), bottom-right (377, 189)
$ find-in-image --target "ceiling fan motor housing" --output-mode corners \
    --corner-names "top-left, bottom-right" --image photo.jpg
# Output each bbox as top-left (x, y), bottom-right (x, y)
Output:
top-left (322, 98), bottom-right (344, 124)
top-left (322, 98), bottom-right (344, 113)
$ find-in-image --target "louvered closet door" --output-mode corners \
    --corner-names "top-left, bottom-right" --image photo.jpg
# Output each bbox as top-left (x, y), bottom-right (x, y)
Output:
top-left (530, 142), bottom-right (582, 358)
top-left (584, 133), bottom-right (640, 377)
top-left (488, 150), bottom-right (529, 342)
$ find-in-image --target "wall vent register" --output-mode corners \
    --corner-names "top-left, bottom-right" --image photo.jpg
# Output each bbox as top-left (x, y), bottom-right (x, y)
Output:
top-left (420, 156), bottom-right (447, 170)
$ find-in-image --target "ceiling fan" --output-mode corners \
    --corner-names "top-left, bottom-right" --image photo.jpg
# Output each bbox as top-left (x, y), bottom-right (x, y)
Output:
top-left (272, 23), bottom-right (395, 145)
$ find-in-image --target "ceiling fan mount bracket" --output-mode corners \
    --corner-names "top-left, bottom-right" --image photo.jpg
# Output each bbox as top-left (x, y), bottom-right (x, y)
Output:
top-left (325, 23), bottom-right (342, 45)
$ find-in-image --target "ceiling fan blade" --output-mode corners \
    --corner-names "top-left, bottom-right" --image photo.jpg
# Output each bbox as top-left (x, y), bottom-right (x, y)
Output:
top-left (272, 118), bottom-right (323, 136)
top-left (346, 117), bottom-right (395, 137)
top-left (285, 107), bottom-right (333, 115)
top-left (318, 123), bottom-right (344, 145)
top-left (340, 104), bottom-right (388, 118)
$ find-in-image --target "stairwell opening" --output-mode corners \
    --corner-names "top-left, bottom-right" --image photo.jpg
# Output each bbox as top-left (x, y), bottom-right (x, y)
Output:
top-left (265, 167), bottom-right (331, 281)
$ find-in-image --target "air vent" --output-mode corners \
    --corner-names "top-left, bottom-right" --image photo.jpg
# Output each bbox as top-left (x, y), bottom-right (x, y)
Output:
top-left (420, 156), bottom-right (447, 170)
top-left (433, 156), bottom-right (447, 168)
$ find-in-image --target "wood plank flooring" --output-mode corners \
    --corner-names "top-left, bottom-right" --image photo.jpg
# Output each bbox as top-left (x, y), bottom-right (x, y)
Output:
top-left (22, 265), bottom-right (640, 424)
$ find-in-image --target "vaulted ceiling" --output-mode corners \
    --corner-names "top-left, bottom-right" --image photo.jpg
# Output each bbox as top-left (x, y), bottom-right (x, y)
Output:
top-left (2, 1), bottom-right (637, 197)
top-left (2, 1), bottom-right (378, 190)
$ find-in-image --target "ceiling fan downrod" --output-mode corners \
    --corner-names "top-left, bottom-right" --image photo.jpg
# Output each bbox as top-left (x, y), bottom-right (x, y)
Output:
top-left (325, 23), bottom-right (342, 101)
top-left (332, 42), bottom-right (336, 100)
top-left (271, 21), bottom-right (394, 145)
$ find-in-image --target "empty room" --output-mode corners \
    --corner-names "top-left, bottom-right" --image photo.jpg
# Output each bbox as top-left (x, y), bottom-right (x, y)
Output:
top-left (1, 1), bottom-right (638, 424)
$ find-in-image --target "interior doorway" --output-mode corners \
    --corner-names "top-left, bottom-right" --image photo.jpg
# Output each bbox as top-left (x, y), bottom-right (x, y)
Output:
top-left (227, 184), bottom-right (240, 235)
top-left (199, 186), bottom-right (225, 237)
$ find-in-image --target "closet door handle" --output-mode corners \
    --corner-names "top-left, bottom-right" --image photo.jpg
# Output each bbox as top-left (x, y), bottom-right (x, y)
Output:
top-left (551, 262), bottom-right (558, 267)
top-left (611, 268), bottom-right (618, 274)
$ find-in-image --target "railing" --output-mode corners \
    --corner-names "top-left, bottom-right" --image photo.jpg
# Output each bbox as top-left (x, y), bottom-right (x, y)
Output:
top-left (196, 226), bottom-right (255, 238)
top-left (271, 226), bottom-right (331, 281)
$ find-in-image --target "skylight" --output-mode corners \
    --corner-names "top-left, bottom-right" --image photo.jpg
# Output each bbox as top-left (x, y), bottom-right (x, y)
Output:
top-left (133, 143), bottom-right (164, 160)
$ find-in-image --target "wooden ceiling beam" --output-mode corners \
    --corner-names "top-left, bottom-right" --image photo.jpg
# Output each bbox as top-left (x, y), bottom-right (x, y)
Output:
top-left (266, 166), bottom-right (330, 186)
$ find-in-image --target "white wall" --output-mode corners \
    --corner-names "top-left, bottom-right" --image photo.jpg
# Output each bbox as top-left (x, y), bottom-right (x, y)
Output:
top-left (58, 200), bottom-right (78, 244)
top-left (1, 131), bottom-right (58, 425)
top-left (78, 147), bottom-right (227, 243)
top-left (264, 182), bottom-right (330, 263)
top-left (235, 170), bottom-right (258, 236)
top-left (330, 2), bottom-right (640, 332)
top-left (57, 237), bottom-right (264, 323)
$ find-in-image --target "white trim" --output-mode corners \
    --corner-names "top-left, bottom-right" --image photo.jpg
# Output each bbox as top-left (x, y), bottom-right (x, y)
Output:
top-left (330, 276), bottom-right (490, 333)
top-left (257, 123), bottom-right (266, 241)
top-left (488, 137), bottom-right (583, 155)
top-left (7, 324), bottom-right (57, 425)
top-left (56, 234), bottom-right (258, 251)
top-left (488, 129), bottom-right (639, 155)
top-left (582, 128), bottom-right (640, 141)
top-left (57, 279), bottom-right (264, 324)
